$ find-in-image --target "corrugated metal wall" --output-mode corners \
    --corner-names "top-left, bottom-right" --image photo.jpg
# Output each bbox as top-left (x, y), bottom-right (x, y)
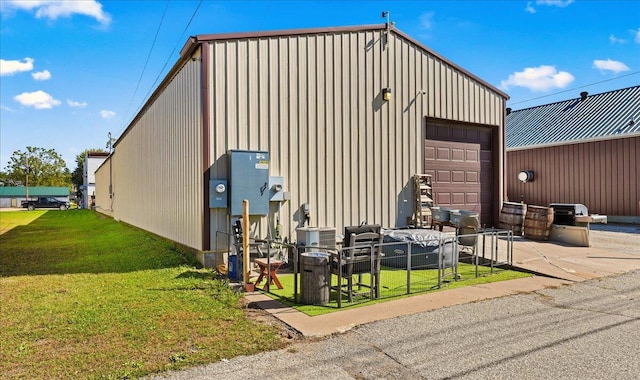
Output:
top-left (95, 59), bottom-right (203, 249)
top-left (94, 156), bottom-right (113, 217)
top-left (506, 136), bottom-right (640, 218)
top-left (205, 28), bottom-right (505, 244)
top-left (93, 26), bottom-right (506, 252)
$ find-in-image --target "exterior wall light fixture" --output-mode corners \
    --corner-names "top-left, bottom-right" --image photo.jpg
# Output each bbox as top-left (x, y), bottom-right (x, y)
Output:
top-left (382, 87), bottom-right (392, 101)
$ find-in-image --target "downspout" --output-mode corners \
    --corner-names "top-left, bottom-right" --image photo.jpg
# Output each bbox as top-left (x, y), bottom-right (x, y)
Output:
top-left (108, 133), bottom-right (114, 213)
top-left (382, 15), bottom-right (394, 225)
top-left (498, 98), bottom-right (507, 226)
top-left (201, 41), bottom-right (211, 250)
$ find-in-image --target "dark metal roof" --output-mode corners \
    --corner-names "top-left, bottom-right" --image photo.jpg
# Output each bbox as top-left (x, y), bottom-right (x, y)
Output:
top-left (87, 151), bottom-right (109, 157)
top-left (506, 85), bottom-right (640, 149)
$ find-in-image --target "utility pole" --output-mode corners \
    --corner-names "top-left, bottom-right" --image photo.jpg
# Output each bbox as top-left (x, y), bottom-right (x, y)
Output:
top-left (24, 153), bottom-right (31, 202)
top-left (107, 132), bottom-right (115, 202)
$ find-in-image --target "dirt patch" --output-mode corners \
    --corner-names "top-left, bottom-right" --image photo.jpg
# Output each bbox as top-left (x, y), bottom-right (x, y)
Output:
top-left (240, 297), bottom-right (304, 343)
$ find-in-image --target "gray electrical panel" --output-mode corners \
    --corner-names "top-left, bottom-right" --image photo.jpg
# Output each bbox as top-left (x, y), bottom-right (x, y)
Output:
top-left (228, 150), bottom-right (270, 215)
top-left (269, 176), bottom-right (285, 202)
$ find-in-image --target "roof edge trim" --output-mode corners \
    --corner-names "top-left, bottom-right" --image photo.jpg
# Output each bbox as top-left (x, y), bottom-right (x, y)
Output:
top-left (507, 131), bottom-right (640, 151)
top-left (180, 36), bottom-right (198, 58)
top-left (192, 23), bottom-right (509, 100)
top-left (195, 24), bottom-right (388, 42)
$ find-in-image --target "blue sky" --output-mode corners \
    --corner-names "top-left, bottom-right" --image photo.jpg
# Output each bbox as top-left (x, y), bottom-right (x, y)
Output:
top-left (1, 0), bottom-right (639, 170)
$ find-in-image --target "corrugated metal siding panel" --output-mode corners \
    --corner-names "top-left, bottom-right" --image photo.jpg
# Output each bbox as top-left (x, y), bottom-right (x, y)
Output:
top-left (94, 157), bottom-right (113, 217)
top-left (423, 58), bottom-right (501, 126)
top-left (107, 60), bottom-right (203, 249)
top-left (507, 86), bottom-right (640, 148)
top-left (206, 29), bottom-right (505, 240)
top-left (506, 136), bottom-right (639, 217)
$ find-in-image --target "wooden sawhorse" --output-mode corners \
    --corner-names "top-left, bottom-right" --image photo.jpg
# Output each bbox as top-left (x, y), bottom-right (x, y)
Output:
top-left (254, 258), bottom-right (284, 290)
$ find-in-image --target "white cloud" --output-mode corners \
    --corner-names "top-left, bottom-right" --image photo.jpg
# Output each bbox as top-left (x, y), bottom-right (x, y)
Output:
top-left (419, 12), bottom-right (434, 30)
top-left (67, 99), bottom-right (87, 108)
top-left (593, 59), bottom-right (630, 73)
top-left (525, 2), bottom-right (536, 14)
top-left (32, 69), bottom-right (51, 80)
top-left (536, 0), bottom-right (574, 7)
top-left (609, 35), bottom-right (626, 44)
top-left (14, 90), bottom-right (61, 109)
top-left (0, 57), bottom-right (34, 76)
top-left (2, 0), bottom-right (111, 26)
top-left (609, 29), bottom-right (640, 44)
top-left (100, 110), bottom-right (115, 119)
top-left (1, 104), bottom-right (16, 113)
top-left (527, 0), bottom-right (574, 13)
top-left (501, 65), bottom-right (575, 92)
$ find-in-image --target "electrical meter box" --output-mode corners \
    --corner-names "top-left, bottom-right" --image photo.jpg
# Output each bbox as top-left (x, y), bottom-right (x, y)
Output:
top-left (209, 179), bottom-right (228, 208)
top-left (269, 176), bottom-right (286, 202)
top-left (228, 150), bottom-right (270, 215)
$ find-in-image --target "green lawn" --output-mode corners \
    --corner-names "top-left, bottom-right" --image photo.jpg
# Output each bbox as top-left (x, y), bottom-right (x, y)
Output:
top-left (0, 210), bottom-right (286, 379)
top-left (265, 263), bottom-right (531, 316)
top-left (0, 209), bottom-right (43, 235)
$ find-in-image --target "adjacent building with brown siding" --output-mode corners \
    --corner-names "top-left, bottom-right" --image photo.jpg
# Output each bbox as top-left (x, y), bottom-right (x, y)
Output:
top-left (94, 24), bottom-right (509, 256)
top-left (506, 86), bottom-right (640, 223)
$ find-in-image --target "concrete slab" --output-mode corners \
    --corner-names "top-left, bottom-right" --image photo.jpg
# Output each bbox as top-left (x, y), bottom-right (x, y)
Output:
top-left (511, 237), bottom-right (640, 281)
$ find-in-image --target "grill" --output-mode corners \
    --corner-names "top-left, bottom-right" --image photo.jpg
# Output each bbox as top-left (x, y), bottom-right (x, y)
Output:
top-left (549, 203), bottom-right (588, 226)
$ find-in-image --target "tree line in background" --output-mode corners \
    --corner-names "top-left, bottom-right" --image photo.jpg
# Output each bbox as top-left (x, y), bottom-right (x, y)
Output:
top-left (0, 147), bottom-right (70, 188)
top-left (0, 147), bottom-right (107, 198)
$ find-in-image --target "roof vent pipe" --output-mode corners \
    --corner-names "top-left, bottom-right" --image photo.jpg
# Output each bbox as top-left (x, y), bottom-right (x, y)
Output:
top-left (580, 91), bottom-right (588, 101)
top-left (506, 107), bottom-right (512, 115)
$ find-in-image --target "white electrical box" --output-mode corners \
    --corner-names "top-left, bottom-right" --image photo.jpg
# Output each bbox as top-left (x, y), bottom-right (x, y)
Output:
top-left (296, 227), bottom-right (337, 249)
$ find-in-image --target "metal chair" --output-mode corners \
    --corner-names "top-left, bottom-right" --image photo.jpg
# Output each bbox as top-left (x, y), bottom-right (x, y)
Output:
top-left (457, 215), bottom-right (480, 256)
top-left (231, 220), bottom-right (266, 258)
top-left (331, 231), bottom-right (383, 305)
top-left (435, 237), bottom-right (459, 283)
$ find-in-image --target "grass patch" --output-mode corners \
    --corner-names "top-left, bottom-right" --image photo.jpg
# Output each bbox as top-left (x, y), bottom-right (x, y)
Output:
top-left (263, 263), bottom-right (531, 317)
top-left (0, 210), bottom-right (287, 379)
top-left (0, 210), bottom-right (45, 235)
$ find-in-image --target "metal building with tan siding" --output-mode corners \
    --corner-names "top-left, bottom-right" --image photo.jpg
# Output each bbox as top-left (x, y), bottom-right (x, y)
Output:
top-left (94, 24), bottom-right (509, 258)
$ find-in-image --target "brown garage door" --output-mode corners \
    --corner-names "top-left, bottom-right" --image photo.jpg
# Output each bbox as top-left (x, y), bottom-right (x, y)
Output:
top-left (425, 120), bottom-right (493, 225)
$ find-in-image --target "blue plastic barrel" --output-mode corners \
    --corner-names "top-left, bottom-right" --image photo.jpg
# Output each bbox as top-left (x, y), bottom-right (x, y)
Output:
top-left (228, 255), bottom-right (238, 280)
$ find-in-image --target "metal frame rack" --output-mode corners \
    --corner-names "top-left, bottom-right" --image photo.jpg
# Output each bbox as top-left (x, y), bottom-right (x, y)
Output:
top-left (413, 174), bottom-right (433, 228)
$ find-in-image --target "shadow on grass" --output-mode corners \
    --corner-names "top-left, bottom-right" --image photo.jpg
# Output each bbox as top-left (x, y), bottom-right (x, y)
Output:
top-left (0, 210), bottom-right (200, 277)
top-left (175, 270), bottom-right (219, 280)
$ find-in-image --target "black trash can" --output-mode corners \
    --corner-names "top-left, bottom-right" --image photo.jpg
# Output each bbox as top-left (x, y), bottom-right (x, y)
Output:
top-left (300, 252), bottom-right (330, 305)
